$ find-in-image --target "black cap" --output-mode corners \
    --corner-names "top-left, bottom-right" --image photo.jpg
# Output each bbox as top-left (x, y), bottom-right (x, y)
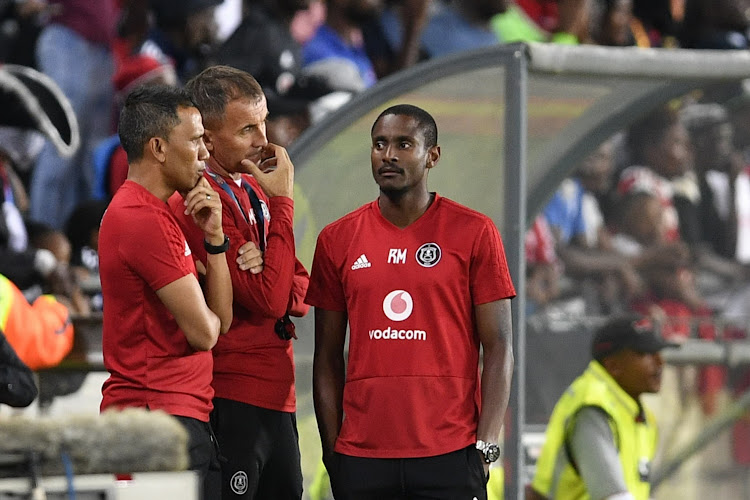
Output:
top-left (591, 315), bottom-right (679, 361)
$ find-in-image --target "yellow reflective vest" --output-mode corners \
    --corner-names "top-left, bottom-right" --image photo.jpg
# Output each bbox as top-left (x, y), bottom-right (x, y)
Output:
top-left (531, 360), bottom-right (657, 500)
top-left (0, 274), bottom-right (73, 370)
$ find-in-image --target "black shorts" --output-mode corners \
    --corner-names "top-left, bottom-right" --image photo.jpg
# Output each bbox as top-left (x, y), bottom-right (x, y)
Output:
top-left (210, 397), bottom-right (302, 499)
top-left (174, 415), bottom-right (221, 500)
top-left (328, 444), bottom-right (489, 500)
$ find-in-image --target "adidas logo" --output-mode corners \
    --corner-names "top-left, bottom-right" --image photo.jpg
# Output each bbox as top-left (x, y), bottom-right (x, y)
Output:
top-left (351, 254), bottom-right (372, 270)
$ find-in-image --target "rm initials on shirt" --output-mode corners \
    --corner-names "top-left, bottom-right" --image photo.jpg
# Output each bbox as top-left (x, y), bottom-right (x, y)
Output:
top-left (351, 254), bottom-right (372, 270)
top-left (388, 248), bottom-right (406, 264)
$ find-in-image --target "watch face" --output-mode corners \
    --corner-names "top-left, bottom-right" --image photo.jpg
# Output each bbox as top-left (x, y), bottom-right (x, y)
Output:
top-left (485, 444), bottom-right (500, 463)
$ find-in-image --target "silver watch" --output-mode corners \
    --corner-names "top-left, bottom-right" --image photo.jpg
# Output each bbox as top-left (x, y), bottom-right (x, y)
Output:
top-left (476, 439), bottom-right (501, 463)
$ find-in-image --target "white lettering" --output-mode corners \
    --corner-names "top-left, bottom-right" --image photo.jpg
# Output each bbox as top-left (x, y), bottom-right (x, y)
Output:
top-left (368, 327), bottom-right (426, 341)
top-left (388, 248), bottom-right (407, 264)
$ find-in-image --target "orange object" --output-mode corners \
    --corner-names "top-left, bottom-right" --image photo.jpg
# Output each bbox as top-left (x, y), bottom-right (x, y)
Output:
top-left (0, 274), bottom-right (73, 370)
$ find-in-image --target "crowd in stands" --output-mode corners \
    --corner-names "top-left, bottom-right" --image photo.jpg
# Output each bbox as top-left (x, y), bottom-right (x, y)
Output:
top-left (1, 0), bottom-right (750, 402)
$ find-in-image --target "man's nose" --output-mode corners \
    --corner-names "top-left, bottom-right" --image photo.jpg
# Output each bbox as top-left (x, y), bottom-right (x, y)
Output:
top-left (254, 125), bottom-right (269, 148)
top-left (653, 352), bottom-right (665, 367)
top-left (384, 144), bottom-right (397, 161)
top-left (199, 140), bottom-right (209, 161)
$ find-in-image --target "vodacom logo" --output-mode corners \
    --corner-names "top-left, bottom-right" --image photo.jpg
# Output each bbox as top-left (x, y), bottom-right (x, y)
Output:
top-left (382, 290), bottom-right (413, 321)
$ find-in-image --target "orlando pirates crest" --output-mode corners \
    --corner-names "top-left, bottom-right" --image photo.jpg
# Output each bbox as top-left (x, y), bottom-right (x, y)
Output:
top-left (416, 242), bottom-right (441, 267)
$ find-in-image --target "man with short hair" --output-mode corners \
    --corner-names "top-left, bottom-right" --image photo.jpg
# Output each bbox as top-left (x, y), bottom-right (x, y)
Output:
top-left (529, 315), bottom-right (679, 500)
top-left (99, 84), bottom-right (233, 498)
top-left (169, 65), bottom-right (309, 499)
top-left (306, 104), bottom-right (515, 499)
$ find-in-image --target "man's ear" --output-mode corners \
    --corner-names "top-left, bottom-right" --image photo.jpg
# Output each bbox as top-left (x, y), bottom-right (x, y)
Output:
top-left (601, 355), bottom-right (622, 378)
top-left (426, 145), bottom-right (441, 169)
top-left (149, 137), bottom-right (167, 163)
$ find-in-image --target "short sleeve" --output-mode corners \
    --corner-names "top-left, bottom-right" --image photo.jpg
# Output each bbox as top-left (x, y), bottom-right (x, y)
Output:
top-left (123, 210), bottom-right (194, 292)
top-left (470, 218), bottom-right (516, 305)
top-left (569, 406), bottom-right (630, 500)
top-left (305, 229), bottom-right (346, 311)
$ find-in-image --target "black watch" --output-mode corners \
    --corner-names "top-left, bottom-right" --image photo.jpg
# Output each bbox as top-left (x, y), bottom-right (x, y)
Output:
top-left (204, 235), bottom-right (230, 254)
top-left (476, 439), bottom-right (500, 463)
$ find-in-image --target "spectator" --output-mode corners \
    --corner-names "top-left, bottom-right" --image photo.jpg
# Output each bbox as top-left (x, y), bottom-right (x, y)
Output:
top-left (302, 0), bottom-right (382, 92)
top-left (379, 0), bottom-right (506, 61)
top-left (216, 0), bottom-right (346, 144)
top-left (611, 191), bottom-right (670, 256)
top-left (525, 214), bottom-right (562, 312)
top-left (543, 141), bottom-right (644, 313)
top-left (679, 102), bottom-right (750, 329)
top-left (147, 0), bottom-right (223, 82)
top-left (361, 0), bottom-right (430, 77)
top-left (92, 40), bottom-right (178, 202)
top-left (28, 0), bottom-right (118, 229)
top-left (28, 223), bottom-right (91, 316)
top-left (681, 103), bottom-right (750, 265)
top-left (617, 105), bottom-right (692, 243)
top-left (0, 142), bottom-right (88, 312)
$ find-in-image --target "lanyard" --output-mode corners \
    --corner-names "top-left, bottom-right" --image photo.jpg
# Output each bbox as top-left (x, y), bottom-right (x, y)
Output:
top-left (206, 169), bottom-right (266, 251)
top-left (244, 182), bottom-right (266, 251)
top-left (205, 170), bottom-right (293, 340)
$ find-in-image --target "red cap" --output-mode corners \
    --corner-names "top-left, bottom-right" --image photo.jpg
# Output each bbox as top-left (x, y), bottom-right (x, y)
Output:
top-left (113, 53), bottom-right (174, 95)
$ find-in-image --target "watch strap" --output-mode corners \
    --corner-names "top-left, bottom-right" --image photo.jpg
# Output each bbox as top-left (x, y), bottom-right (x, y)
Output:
top-left (204, 235), bottom-right (230, 254)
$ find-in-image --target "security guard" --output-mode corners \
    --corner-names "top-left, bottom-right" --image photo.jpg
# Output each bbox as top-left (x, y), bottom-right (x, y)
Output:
top-left (0, 273), bottom-right (73, 370)
top-left (529, 315), bottom-right (678, 500)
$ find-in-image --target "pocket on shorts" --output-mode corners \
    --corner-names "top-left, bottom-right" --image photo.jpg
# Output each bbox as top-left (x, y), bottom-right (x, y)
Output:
top-left (466, 445), bottom-right (489, 485)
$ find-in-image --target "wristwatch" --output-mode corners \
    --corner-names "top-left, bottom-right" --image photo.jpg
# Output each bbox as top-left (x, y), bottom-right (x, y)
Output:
top-left (204, 235), bottom-right (230, 255)
top-left (476, 439), bottom-right (501, 463)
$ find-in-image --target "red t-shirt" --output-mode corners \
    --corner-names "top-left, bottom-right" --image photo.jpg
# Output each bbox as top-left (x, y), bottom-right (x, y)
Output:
top-left (99, 181), bottom-right (214, 421)
top-left (305, 194), bottom-right (516, 458)
top-left (168, 171), bottom-right (309, 412)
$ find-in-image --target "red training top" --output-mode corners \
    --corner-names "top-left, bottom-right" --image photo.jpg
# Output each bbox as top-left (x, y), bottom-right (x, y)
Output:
top-left (169, 171), bottom-right (309, 412)
top-left (99, 181), bottom-right (214, 421)
top-left (305, 194), bottom-right (516, 458)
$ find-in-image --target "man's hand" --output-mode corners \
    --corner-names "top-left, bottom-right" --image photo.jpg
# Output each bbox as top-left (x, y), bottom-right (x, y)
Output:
top-left (236, 241), bottom-right (264, 274)
top-left (478, 450), bottom-right (490, 477)
top-left (183, 177), bottom-right (224, 243)
top-left (240, 143), bottom-right (294, 199)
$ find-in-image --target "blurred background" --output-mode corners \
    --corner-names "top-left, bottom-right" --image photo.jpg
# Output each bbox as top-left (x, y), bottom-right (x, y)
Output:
top-left (5, 0), bottom-right (750, 498)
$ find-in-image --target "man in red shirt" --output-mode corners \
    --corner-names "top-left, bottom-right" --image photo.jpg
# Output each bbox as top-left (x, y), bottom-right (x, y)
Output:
top-left (98, 85), bottom-right (233, 498)
top-left (169, 65), bottom-right (309, 499)
top-left (305, 104), bottom-right (516, 498)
